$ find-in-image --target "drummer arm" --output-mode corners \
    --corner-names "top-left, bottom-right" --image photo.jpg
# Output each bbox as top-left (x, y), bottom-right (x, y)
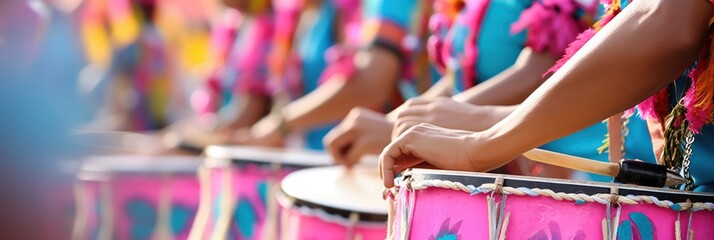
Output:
top-left (474, 0), bottom-right (713, 162)
top-left (282, 47), bottom-right (401, 131)
top-left (384, 75), bottom-right (455, 122)
top-left (452, 47), bottom-right (556, 106)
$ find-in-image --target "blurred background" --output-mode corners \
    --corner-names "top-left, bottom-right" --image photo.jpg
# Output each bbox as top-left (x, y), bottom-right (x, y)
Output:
top-left (0, 0), bottom-right (225, 238)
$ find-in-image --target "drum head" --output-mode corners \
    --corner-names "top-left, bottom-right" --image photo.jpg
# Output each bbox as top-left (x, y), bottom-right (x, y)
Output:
top-left (204, 145), bottom-right (333, 167)
top-left (80, 155), bottom-right (201, 176)
top-left (281, 166), bottom-right (388, 218)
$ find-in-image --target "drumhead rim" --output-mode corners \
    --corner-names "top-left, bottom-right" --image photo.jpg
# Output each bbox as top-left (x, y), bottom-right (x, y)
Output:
top-left (204, 145), bottom-right (333, 167)
top-left (281, 166), bottom-right (389, 217)
top-left (406, 168), bottom-right (714, 202)
top-left (79, 155), bottom-right (201, 174)
top-left (277, 191), bottom-right (388, 223)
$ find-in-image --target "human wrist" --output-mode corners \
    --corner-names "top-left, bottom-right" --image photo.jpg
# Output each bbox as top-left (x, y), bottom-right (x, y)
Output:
top-left (272, 110), bottom-right (292, 138)
top-left (466, 127), bottom-right (515, 172)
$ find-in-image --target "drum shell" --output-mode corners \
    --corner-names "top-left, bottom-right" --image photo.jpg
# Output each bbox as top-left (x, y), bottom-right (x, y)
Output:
top-left (74, 157), bottom-right (201, 240)
top-left (277, 193), bottom-right (387, 240)
top-left (277, 166), bottom-right (388, 240)
top-left (191, 146), bottom-right (333, 239)
top-left (391, 170), bottom-right (714, 240)
top-left (206, 163), bottom-right (295, 239)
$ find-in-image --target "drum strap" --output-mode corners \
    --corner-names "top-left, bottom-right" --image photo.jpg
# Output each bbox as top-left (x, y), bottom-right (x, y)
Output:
top-left (674, 205), bottom-right (696, 240)
top-left (211, 167), bottom-right (234, 240)
top-left (487, 177), bottom-right (510, 240)
top-left (155, 174), bottom-right (172, 239)
top-left (99, 181), bottom-right (114, 240)
top-left (71, 181), bottom-right (89, 239)
top-left (187, 166), bottom-right (211, 240)
top-left (344, 212), bottom-right (361, 240)
top-left (399, 186), bottom-right (415, 240)
top-left (261, 162), bottom-right (282, 240)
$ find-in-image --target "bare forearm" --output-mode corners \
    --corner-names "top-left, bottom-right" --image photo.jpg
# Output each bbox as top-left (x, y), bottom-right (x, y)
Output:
top-left (482, 0), bottom-right (713, 161)
top-left (452, 48), bottom-right (556, 105)
top-left (385, 77), bottom-right (454, 121)
top-left (283, 48), bottom-right (400, 131)
top-left (225, 94), bottom-right (270, 130)
top-left (421, 74), bottom-right (454, 98)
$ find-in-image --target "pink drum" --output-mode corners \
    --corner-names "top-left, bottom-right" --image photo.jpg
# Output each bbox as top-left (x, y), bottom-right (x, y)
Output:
top-left (387, 169), bottom-right (714, 240)
top-left (189, 146), bottom-right (332, 240)
top-left (49, 160), bottom-right (79, 239)
top-left (73, 155), bottom-right (201, 240)
top-left (278, 166), bottom-right (388, 240)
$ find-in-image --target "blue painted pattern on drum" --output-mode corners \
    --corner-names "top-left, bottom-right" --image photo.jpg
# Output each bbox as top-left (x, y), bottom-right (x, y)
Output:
top-left (170, 205), bottom-right (194, 235)
top-left (258, 181), bottom-right (268, 207)
top-left (126, 199), bottom-right (157, 240)
top-left (234, 197), bottom-right (257, 238)
top-left (617, 212), bottom-right (654, 240)
top-left (429, 218), bottom-right (462, 240)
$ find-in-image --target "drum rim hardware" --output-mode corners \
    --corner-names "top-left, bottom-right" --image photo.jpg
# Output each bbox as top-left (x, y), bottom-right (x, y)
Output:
top-left (204, 145), bottom-right (333, 168)
top-left (277, 190), bottom-right (389, 223)
top-left (396, 168), bottom-right (714, 211)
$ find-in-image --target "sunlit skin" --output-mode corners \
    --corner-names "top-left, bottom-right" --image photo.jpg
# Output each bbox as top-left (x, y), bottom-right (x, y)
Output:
top-left (324, 48), bottom-right (555, 167)
top-left (232, 40), bottom-right (402, 147)
top-left (212, 0), bottom-right (273, 133)
top-left (379, 0), bottom-right (714, 187)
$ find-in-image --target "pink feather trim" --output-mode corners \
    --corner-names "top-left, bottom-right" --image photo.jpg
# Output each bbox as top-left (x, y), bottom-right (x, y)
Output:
top-left (544, 28), bottom-right (596, 78)
top-left (683, 57), bottom-right (714, 133)
top-left (511, 0), bottom-right (591, 57)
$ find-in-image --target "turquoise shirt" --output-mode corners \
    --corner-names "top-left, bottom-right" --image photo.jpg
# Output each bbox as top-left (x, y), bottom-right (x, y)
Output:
top-left (297, 0), bottom-right (340, 149)
top-left (445, 0), bottom-right (656, 182)
top-left (449, 0), bottom-right (530, 91)
top-left (541, 113), bottom-right (656, 182)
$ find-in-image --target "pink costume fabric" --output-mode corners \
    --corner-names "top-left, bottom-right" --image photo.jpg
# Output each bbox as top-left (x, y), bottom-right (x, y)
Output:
top-left (317, 0), bottom-right (364, 85)
top-left (428, 0), bottom-right (596, 91)
top-left (191, 10), bottom-right (273, 119)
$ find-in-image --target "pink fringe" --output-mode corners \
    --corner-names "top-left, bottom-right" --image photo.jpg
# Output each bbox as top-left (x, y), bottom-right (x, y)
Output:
top-left (635, 88), bottom-right (670, 123)
top-left (543, 28), bottom-right (596, 78)
top-left (510, 0), bottom-right (591, 57)
top-left (683, 61), bottom-right (714, 133)
top-left (636, 94), bottom-right (659, 121)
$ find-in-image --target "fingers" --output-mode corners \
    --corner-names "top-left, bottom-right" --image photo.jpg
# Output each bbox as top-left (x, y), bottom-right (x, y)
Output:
top-left (392, 116), bottom-right (424, 139)
top-left (380, 126), bottom-right (427, 188)
top-left (396, 104), bottom-right (430, 118)
top-left (230, 128), bottom-right (252, 144)
top-left (401, 97), bottom-right (434, 108)
top-left (343, 139), bottom-right (374, 168)
top-left (379, 140), bottom-right (398, 188)
top-left (387, 97), bottom-right (431, 121)
top-left (323, 125), bottom-right (356, 166)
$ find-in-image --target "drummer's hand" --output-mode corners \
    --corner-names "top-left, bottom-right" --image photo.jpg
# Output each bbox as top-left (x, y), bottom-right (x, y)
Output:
top-left (380, 123), bottom-right (504, 188)
top-left (232, 114), bottom-right (284, 147)
top-left (324, 107), bottom-right (392, 168)
top-left (392, 97), bottom-right (507, 139)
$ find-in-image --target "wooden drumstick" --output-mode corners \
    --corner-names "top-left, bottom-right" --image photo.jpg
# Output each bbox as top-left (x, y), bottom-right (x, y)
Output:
top-left (523, 149), bottom-right (620, 177)
top-left (523, 148), bottom-right (686, 188)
